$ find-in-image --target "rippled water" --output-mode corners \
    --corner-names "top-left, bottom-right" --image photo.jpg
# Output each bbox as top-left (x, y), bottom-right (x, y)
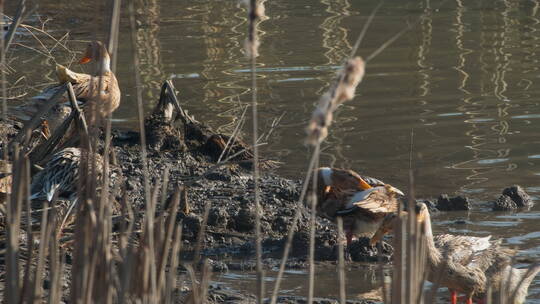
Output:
top-left (3, 0), bottom-right (540, 301)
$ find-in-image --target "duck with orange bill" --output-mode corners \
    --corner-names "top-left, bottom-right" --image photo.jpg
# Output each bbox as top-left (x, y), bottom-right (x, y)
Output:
top-left (370, 203), bottom-right (540, 304)
top-left (313, 167), bottom-right (404, 247)
top-left (11, 41), bottom-right (121, 133)
top-left (56, 40), bottom-right (121, 122)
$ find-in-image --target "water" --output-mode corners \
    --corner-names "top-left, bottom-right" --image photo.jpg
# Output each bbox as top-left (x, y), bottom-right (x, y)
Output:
top-left (3, 0), bottom-right (540, 301)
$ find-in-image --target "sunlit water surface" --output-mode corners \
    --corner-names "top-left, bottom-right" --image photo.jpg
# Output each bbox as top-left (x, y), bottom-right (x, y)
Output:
top-left (3, 0), bottom-right (540, 301)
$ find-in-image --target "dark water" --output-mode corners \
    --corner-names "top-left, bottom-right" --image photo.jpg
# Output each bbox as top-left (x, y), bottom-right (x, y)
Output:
top-left (3, 0), bottom-right (540, 301)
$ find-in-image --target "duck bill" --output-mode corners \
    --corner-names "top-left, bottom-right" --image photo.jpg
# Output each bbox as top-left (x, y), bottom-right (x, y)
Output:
top-left (323, 185), bottom-right (332, 194)
top-left (358, 177), bottom-right (372, 190)
top-left (79, 56), bottom-right (92, 64)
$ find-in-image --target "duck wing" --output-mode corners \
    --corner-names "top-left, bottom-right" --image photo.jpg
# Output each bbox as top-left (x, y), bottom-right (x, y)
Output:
top-left (435, 234), bottom-right (514, 275)
top-left (336, 186), bottom-right (399, 217)
top-left (435, 234), bottom-right (493, 265)
top-left (30, 148), bottom-right (82, 201)
top-left (58, 65), bottom-right (121, 118)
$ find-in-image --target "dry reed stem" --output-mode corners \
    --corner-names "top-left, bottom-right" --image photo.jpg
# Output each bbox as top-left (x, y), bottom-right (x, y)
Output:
top-left (20, 172), bottom-right (34, 302)
top-left (32, 201), bottom-right (54, 302)
top-left (128, 0), bottom-right (151, 206)
top-left (336, 217), bottom-right (346, 304)
top-left (106, 0), bottom-right (121, 72)
top-left (165, 224), bottom-right (183, 304)
top-left (307, 151), bottom-right (320, 303)
top-left (0, 1), bottom-right (6, 122)
top-left (156, 185), bottom-right (180, 300)
top-left (246, 0), bottom-right (265, 302)
top-left (6, 144), bottom-right (23, 303)
top-left (193, 202), bottom-right (211, 266)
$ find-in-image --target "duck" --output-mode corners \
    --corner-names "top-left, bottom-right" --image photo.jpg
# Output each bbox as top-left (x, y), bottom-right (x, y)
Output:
top-left (313, 167), bottom-right (404, 245)
top-left (56, 40), bottom-right (121, 121)
top-left (30, 147), bottom-right (103, 202)
top-left (371, 203), bottom-right (540, 304)
top-left (30, 147), bottom-right (103, 230)
top-left (11, 41), bottom-right (120, 133)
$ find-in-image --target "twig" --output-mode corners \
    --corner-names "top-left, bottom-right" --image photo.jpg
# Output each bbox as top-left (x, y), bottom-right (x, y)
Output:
top-left (217, 105), bottom-right (248, 163)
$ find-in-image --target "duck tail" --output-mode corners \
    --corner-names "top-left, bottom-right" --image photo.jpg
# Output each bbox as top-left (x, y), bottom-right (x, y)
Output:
top-left (45, 183), bottom-right (61, 202)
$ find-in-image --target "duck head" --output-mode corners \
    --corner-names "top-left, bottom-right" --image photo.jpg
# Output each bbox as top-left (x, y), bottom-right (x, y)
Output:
top-left (79, 41), bottom-right (111, 74)
top-left (317, 167), bottom-right (371, 194)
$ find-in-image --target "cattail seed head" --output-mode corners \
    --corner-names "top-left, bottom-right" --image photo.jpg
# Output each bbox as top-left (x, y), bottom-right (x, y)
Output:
top-left (306, 56), bottom-right (365, 145)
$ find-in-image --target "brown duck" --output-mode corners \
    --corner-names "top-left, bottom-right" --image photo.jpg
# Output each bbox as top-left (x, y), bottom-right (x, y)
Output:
top-left (314, 167), bottom-right (404, 245)
top-left (12, 41), bottom-right (120, 132)
top-left (371, 203), bottom-right (540, 304)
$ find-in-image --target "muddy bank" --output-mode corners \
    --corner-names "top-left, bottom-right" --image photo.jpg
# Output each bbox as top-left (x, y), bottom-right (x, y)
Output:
top-left (111, 127), bottom-right (393, 263)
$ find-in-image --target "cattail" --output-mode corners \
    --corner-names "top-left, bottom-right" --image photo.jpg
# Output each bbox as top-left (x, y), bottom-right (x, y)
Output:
top-left (306, 57), bottom-right (365, 145)
top-left (244, 0), bottom-right (265, 58)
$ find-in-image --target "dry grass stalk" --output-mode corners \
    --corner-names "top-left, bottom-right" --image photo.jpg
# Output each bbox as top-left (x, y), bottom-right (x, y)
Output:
top-left (0, 1), bottom-right (6, 122)
top-left (128, 0), bottom-right (151, 206)
top-left (336, 217), bottom-right (346, 304)
top-left (165, 225), bottom-right (183, 304)
top-left (193, 202), bottom-right (211, 266)
top-left (307, 151), bottom-right (320, 303)
top-left (5, 144), bottom-right (24, 303)
top-left (245, 0), bottom-right (265, 302)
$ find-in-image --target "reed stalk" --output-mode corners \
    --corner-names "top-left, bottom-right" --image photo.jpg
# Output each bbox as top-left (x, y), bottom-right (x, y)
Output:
top-left (336, 217), bottom-right (346, 304)
top-left (0, 0), bottom-right (6, 122)
top-left (246, 0), bottom-right (264, 302)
